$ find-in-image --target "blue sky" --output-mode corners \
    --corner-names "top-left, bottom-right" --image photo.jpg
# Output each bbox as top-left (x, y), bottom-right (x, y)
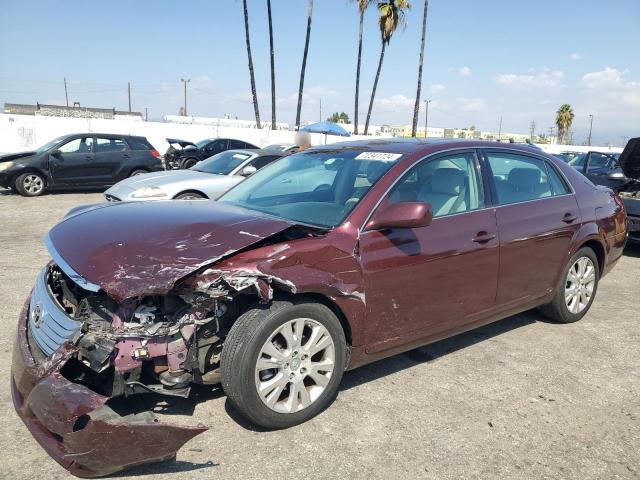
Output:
top-left (1, 0), bottom-right (638, 145)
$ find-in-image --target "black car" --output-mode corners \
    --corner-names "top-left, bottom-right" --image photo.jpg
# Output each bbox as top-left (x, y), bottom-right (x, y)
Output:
top-left (0, 133), bottom-right (164, 197)
top-left (569, 142), bottom-right (640, 242)
top-left (567, 151), bottom-right (623, 189)
top-left (164, 137), bottom-right (258, 170)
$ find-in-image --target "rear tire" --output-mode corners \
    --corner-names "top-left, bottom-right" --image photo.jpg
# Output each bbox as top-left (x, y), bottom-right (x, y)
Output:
top-left (181, 158), bottom-right (198, 169)
top-left (129, 169), bottom-right (148, 177)
top-left (174, 191), bottom-right (206, 200)
top-left (539, 247), bottom-right (600, 323)
top-left (221, 300), bottom-right (346, 429)
top-left (15, 172), bottom-right (46, 197)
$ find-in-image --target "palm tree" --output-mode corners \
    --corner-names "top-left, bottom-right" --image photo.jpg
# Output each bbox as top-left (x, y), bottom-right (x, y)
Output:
top-left (556, 104), bottom-right (574, 144)
top-left (295, 0), bottom-right (314, 130)
top-left (267, 0), bottom-right (276, 130)
top-left (353, 0), bottom-right (373, 135)
top-left (411, 0), bottom-right (428, 137)
top-left (364, 0), bottom-right (411, 135)
top-left (242, 0), bottom-right (261, 129)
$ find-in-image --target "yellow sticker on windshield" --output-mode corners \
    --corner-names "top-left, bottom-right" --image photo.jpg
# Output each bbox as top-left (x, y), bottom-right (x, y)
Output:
top-left (355, 152), bottom-right (402, 161)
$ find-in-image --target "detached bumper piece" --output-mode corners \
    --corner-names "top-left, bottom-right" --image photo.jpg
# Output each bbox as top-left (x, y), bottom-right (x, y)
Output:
top-left (11, 297), bottom-right (207, 478)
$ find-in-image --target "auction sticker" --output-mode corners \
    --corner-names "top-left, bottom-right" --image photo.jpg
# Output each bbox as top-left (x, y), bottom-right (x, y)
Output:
top-left (355, 152), bottom-right (403, 162)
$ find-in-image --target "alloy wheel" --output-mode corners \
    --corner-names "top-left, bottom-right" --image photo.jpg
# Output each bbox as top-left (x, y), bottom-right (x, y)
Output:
top-left (565, 257), bottom-right (596, 314)
top-left (255, 318), bottom-right (335, 414)
top-left (23, 175), bottom-right (44, 194)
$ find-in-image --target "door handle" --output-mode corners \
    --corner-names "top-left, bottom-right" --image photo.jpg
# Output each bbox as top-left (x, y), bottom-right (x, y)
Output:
top-left (472, 231), bottom-right (496, 243)
top-left (122, 153), bottom-right (130, 158)
top-left (562, 213), bottom-right (577, 223)
top-left (84, 155), bottom-right (92, 160)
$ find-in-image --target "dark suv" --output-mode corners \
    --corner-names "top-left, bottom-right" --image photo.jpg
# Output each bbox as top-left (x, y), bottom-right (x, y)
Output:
top-left (164, 137), bottom-right (258, 169)
top-left (0, 133), bottom-right (164, 196)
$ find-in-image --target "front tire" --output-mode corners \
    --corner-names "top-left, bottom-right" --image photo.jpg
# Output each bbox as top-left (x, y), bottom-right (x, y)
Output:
top-left (539, 247), bottom-right (600, 323)
top-left (221, 300), bottom-right (346, 429)
top-left (129, 169), bottom-right (148, 177)
top-left (174, 191), bottom-right (206, 200)
top-left (15, 172), bottom-right (46, 196)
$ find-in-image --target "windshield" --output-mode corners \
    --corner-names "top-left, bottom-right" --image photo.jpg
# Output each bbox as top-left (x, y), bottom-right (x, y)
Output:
top-left (218, 149), bottom-right (401, 228)
top-left (192, 150), bottom-right (253, 175)
top-left (36, 136), bottom-right (67, 153)
top-left (568, 153), bottom-right (587, 167)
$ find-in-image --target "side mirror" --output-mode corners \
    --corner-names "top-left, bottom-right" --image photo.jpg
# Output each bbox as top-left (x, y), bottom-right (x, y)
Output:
top-left (240, 165), bottom-right (257, 177)
top-left (51, 149), bottom-right (61, 156)
top-left (367, 201), bottom-right (433, 230)
top-left (607, 171), bottom-right (626, 181)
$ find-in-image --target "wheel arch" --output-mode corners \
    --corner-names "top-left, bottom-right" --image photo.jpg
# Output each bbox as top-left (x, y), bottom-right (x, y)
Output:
top-left (578, 238), bottom-right (605, 274)
top-left (273, 292), bottom-right (353, 347)
top-left (173, 189), bottom-right (209, 199)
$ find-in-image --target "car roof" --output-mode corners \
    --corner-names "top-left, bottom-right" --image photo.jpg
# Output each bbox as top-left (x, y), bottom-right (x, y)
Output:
top-left (308, 138), bottom-right (549, 156)
top-left (61, 133), bottom-right (144, 139)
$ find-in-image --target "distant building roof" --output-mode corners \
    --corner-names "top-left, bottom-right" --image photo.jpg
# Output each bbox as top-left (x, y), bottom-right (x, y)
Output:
top-left (3, 103), bottom-right (142, 119)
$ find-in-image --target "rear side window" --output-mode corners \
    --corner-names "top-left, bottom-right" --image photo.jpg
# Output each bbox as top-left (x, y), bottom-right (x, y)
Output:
top-left (228, 140), bottom-right (246, 149)
top-left (546, 162), bottom-right (571, 195)
top-left (126, 137), bottom-right (152, 150)
top-left (486, 152), bottom-right (552, 205)
top-left (96, 137), bottom-right (127, 153)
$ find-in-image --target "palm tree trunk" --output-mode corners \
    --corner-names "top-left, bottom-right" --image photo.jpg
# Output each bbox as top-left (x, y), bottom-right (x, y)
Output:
top-left (242, 0), bottom-right (261, 129)
top-left (295, 0), bottom-right (313, 130)
top-left (354, 11), bottom-right (365, 135)
top-left (411, 0), bottom-right (429, 137)
top-left (267, 0), bottom-right (276, 130)
top-left (364, 41), bottom-right (386, 135)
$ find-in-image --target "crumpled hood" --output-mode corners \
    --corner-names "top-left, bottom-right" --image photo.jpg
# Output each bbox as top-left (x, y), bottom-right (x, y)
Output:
top-left (0, 151), bottom-right (36, 162)
top-left (619, 137), bottom-right (640, 180)
top-left (47, 200), bottom-right (294, 300)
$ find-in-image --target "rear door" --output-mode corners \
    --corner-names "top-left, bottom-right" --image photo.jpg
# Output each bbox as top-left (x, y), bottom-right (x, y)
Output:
top-left (585, 152), bottom-right (626, 188)
top-left (483, 149), bottom-right (581, 308)
top-left (204, 139), bottom-right (229, 159)
top-left (94, 136), bottom-right (130, 183)
top-left (49, 136), bottom-right (95, 184)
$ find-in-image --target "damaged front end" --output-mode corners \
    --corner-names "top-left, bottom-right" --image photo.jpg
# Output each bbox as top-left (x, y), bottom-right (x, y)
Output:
top-left (12, 248), bottom-right (301, 477)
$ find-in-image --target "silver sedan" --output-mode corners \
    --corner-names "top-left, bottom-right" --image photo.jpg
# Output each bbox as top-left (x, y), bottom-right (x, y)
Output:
top-left (104, 149), bottom-right (285, 201)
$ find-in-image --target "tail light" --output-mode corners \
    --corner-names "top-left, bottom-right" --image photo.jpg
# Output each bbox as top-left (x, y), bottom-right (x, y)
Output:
top-left (150, 149), bottom-right (161, 159)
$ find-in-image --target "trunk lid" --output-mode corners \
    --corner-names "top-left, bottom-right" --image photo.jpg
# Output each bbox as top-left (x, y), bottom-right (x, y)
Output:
top-left (619, 137), bottom-right (640, 180)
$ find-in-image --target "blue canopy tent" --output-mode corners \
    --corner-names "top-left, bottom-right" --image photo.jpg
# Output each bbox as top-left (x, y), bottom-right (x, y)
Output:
top-left (300, 121), bottom-right (351, 144)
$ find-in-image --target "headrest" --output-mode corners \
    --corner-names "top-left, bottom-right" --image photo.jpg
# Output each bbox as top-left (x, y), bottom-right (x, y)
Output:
top-left (508, 168), bottom-right (540, 191)
top-left (430, 168), bottom-right (464, 195)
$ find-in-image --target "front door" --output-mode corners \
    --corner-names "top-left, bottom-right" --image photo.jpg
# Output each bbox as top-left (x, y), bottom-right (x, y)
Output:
top-left (49, 136), bottom-right (95, 184)
top-left (359, 150), bottom-right (499, 354)
top-left (483, 149), bottom-right (581, 308)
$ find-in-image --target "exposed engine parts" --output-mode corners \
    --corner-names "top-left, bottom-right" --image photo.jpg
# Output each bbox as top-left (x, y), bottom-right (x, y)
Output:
top-left (44, 263), bottom-right (252, 399)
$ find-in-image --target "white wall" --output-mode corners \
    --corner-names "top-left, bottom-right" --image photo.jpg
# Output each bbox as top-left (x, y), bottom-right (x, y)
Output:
top-left (0, 114), bottom-right (377, 154)
top-left (536, 143), bottom-right (623, 155)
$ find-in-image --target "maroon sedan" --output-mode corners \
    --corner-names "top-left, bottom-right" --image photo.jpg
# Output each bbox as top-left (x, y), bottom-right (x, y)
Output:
top-left (12, 139), bottom-right (627, 476)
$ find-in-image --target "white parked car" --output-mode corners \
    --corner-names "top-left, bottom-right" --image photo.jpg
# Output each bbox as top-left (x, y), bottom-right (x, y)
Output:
top-left (104, 149), bottom-right (286, 201)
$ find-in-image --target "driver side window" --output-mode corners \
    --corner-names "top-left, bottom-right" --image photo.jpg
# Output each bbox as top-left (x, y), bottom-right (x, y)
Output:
top-left (59, 137), bottom-right (93, 154)
top-left (387, 152), bottom-right (483, 218)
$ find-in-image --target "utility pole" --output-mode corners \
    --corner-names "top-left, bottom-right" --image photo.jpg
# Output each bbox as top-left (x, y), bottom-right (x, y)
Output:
top-left (180, 78), bottom-right (190, 116)
top-left (127, 82), bottom-right (132, 112)
top-left (498, 116), bottom-right (502, 141)
top-left (424, 99), bottom-right (431, 138)
top-left (64, 77), bottom-right (69, 107)
top-left (587, 114), bottom-right (593, 146)
top-left (144, 107), bottom-right (148, 122)
top-left (319, 98), bottom-right (322, 122)
top-left (621, 136), bottom-right (628, 147)
top-left (529, 120), bottom-right (536, 141)
top-left (548, 126), bottom-right (555, 144)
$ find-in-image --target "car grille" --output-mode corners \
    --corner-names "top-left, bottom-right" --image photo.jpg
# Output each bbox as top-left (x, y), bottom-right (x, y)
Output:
top-left (105, 194), bottom-right (121, 202)
top-left (28, 268), bottom-right (82, 357)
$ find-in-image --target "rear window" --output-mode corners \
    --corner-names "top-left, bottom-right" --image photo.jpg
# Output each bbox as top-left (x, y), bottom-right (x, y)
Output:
top-left (126, 137), bottom-right (152, 150)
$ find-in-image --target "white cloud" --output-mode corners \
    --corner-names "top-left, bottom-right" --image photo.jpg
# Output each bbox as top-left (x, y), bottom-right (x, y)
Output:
top-left (306, 85), bottom-right (338, 97)
top-left (581, 67), bottom-right (640, 107)
top-left (458, 67), bottom-right (471, 77)
top-left (374, 94), bottom-right (414, 111)
top-left (456, 97), bottom-right (486, 112)
top-left (429, 83), bottom-right (445, 94)
top-left (495, 67), bottom-right (564, 89)
top-left (570, 53), bottom-right (583, 61)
